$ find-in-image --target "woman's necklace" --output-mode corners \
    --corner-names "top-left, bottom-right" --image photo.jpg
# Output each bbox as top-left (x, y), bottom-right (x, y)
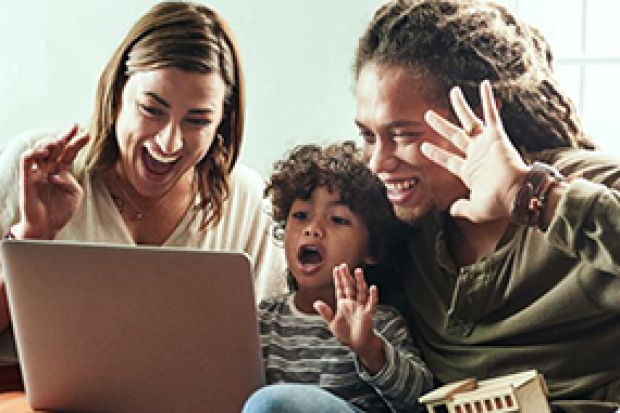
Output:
top-left (109, 169), bottom-right (197, 221)
top-left (111, 179), bottom-right (143, 221)
top-left (111, 171), bottom-right (165, 221)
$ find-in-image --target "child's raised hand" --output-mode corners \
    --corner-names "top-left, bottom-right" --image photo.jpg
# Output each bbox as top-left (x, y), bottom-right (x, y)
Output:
top-left (314, 263), bottom-right (385, 374)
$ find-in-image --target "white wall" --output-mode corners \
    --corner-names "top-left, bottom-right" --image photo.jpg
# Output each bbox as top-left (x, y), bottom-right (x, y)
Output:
top-left (1, 1), bottom-right (618, 179)
top-left (0, 0), bottom-right (384, 177)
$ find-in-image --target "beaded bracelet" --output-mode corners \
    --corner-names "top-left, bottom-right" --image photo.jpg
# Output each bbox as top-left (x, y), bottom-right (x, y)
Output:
top-left (510, 162), bottom-right (565, 230)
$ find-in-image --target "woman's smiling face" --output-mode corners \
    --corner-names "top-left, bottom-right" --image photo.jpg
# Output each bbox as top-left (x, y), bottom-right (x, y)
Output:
top-left (114, 67), bottom-right (227, 198)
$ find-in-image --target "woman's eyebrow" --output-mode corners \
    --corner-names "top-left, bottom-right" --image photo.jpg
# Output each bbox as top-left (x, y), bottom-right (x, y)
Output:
top-left (144, 92), bottom-right (214, 115)
top-left (144, 92), bottom-right (169, 108)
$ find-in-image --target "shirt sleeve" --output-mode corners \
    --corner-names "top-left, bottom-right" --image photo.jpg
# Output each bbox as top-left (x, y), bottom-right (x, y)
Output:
top-left (355, 306), bottom-right (434, 412)
top-left (227, 164), bottom-right (287, 302)
top-left (0, 134), bottom-right (27, 233)
top-left (0, 129), bottom-right (58, 366)
top-left (0, 128), bottom-right (60, 234)
top-left (548, 178), bottom-right (620, 271)
top-left (546, 178), bottom-right (620, 308)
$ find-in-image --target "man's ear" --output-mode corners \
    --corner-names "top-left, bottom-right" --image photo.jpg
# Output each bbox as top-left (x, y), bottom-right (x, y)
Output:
top-left (362, 254), bottom-right (378, 266)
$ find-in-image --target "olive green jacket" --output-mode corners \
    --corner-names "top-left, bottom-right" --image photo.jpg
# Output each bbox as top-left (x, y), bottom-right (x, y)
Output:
top-left (397, 148), bottom-right (620, 413)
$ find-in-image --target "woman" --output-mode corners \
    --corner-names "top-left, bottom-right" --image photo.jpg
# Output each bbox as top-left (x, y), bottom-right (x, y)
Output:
top-left (0, 0), bottom-right (286, 395)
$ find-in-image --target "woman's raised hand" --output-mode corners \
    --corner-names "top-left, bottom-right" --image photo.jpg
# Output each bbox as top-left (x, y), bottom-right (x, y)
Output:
top-left (422, 80), bottom-right (529, 223)
top-left (14, 125), bottom-right (90, 239)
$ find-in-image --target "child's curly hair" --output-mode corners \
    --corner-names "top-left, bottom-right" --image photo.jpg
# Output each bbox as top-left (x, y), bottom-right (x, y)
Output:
top-left (265, 141), bottom-right (403, 266)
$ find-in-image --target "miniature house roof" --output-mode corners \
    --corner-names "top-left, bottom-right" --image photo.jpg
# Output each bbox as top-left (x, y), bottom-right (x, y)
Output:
top-left (419, 370), bottom-right (550, 412)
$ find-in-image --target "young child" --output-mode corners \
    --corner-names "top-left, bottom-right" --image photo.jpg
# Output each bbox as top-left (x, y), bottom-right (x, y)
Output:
top-left (243, 142), bottom-right (433, 413)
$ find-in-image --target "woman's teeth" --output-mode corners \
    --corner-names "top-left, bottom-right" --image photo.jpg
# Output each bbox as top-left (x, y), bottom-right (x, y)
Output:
top-left (142, 147), bottom-right (178, 175)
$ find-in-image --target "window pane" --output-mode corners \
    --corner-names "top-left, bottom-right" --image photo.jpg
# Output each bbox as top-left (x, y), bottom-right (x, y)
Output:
top-left (585, 0), bottom-right (620, 56)
top-left (516, 0), bottom-right (583, 57)
top-left (582, 65), bottom-right (620, 155)
top-left (554, 64), bottom-right (582, 114)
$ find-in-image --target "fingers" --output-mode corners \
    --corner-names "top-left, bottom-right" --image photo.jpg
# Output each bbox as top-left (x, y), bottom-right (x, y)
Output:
top-left (367, 285), bottom-right (378, 314)
top-left (334, 264), bottom-right (375, 307)
top-left (21, 144), bottom-right (50, 174)
top-left (22, 125), bottom-right (88, 175)
top-left (450, 86), bottom-right (484, 137)
top-left (420, 141), bottom-right (464, 177)
top-left (34, 125), bottom-right (79, 165)
top-left (449, 198), bottom-right (473, 220)
top-left (354, 268), bottom-right (378, 314)
top-left (354, 268), bottom-right (367, 305)
top-left (425, 83), bottom-right (493, 155)
top-left (46, 125), bottom-right (77, 166)
top-left (334, 263), bottom-right (357, 301)
top-left (480, 80), bottom-right (502, 131)
top-left (59, 130), bottom-right (90, 168)
top-left (48, 170), bottom-right (83, 196)
top-left (333, 264), bottom-right (346, 301)
top-left (424, 110), bottom-right (470, 154)
top-left (314, 300), bottom-right (335, 323)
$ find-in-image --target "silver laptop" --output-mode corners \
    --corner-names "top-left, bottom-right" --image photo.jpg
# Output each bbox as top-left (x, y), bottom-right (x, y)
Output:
top-left (1, 239), bottom-right (264, 413)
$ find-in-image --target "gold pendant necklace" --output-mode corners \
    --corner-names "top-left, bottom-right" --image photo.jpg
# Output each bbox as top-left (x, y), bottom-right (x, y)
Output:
top-left (112, 171), bottom-right (153, 221)
top-left (109, 169), bottom-right (197, 221)
top-left (111, 197), bottom-right (144, 220)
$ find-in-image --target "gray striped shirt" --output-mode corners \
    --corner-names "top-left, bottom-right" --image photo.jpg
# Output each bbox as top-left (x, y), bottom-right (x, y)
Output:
top-left (258, 293), bottom-right (433, 412)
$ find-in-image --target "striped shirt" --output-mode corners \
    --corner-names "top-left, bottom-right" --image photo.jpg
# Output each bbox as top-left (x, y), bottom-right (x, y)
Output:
top-left (258, 293), bottom-right (433, 412)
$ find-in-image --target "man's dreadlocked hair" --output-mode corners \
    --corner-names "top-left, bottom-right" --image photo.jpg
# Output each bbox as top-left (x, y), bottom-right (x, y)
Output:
top-left (265, 141), bottom-right (406, 291)
top-left (354, 0), bottom-right (597, 155)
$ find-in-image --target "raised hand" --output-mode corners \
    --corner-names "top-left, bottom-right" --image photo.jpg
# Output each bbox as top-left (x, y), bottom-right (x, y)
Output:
top-left (314, 263), bottom-right (385, 374)
top-left (422, 80), bottom-right (529, 223)
top-left (15, 125), bottom-right (90, 239)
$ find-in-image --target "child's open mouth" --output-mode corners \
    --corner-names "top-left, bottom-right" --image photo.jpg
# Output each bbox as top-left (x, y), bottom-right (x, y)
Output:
top-left (297, 244), bottom-right (324, 273)
top-left (298, 245), bottom-right (323, 265)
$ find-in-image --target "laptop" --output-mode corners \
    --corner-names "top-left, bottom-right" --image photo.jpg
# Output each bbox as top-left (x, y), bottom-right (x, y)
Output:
top-left (1, 239), bottom-right (264, 413)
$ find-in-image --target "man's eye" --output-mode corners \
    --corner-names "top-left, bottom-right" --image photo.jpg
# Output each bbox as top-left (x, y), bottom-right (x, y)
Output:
top-left (332, 216), bottom-right (350, 225)
top-left (359, 130), bottom-right (375, 143)
top-left (138, 104), bottom-right (164, 117)
top-left (291, 211), bottom-right (308, 220)
top-left (185, 118), bottom-right (211, 127)
top-left (393, 132), bottom-right (422, 141)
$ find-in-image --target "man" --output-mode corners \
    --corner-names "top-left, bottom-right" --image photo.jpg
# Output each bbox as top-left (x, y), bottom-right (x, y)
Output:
top-left (353, 1), bottom-right (620, 412)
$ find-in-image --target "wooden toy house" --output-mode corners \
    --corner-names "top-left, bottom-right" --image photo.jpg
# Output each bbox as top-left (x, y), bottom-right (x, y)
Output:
top-left (419, 370), bottom-right (551, 413)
